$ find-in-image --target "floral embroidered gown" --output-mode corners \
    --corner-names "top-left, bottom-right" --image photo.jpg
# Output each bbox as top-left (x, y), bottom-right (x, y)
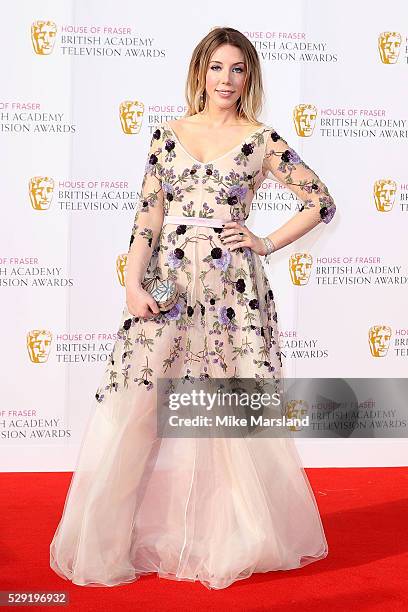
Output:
top-left (50, 120), bottom-right (336, 590)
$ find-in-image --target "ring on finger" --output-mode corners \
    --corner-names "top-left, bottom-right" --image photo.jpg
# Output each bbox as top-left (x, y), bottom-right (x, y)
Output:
top-left (222, 230), bottom-right (244, 241)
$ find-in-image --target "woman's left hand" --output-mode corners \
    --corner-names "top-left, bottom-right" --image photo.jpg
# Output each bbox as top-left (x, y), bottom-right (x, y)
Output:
top-left (220, 221), bottom-right (267, 256)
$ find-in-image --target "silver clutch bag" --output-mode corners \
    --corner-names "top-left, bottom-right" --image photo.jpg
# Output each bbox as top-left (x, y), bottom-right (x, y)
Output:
top-left (141, 275), bottom-right (180, 312)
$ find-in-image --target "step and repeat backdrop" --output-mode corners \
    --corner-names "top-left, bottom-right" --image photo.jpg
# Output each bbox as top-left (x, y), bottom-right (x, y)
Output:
top-left (1, 0), bottom-right (407, 470)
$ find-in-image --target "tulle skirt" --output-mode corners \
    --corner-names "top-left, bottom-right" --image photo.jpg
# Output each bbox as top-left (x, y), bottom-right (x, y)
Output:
top-left (50, 381), bottom-right (328, 590)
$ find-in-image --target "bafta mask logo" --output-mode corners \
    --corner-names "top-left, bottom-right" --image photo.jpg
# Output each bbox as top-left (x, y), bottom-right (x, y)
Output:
top-left (116, 254), bottom-right (128, 286)
top-left (29, 176), bottom-right (55, 210)
top-left (31, 20), bottom-right (57, 55)
top-left (27, 329), bottom-right (53, 363)
top-left (119, 100), bottom-right (144, 134)
top-left (293, 104), bottom-right (317, 137)
top-left (368, 325), bottom-right (392, 357)
top-left (289, 253), bottom-right (313, 285)
top-left (378, 32), bottom-right (401, 64)
top-left (373, 179), bottom-right (397, 212)
top-left (284, 399), bottom-right (309, 431)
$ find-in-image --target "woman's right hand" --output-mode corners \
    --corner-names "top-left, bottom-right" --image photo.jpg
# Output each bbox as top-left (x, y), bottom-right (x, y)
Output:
top-left (126, 285), bottom-right (160, 318)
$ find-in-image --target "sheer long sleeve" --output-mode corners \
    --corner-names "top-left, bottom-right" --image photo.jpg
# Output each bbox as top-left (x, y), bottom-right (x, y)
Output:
top-left (261, 126), bottom-right (337, 251)
top-left (125, 126), bottom-right (165, 288)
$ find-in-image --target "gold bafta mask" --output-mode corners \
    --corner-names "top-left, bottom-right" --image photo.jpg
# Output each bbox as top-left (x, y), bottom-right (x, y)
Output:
top-left (29, 176), bottom-right (54, 210)
top-left (368, 325), bottom-right (392, 357)
top-left (284, 399), bottom-right (309, 431)
top-left (378, 32), bottom-right (401, 64)
top-left (31, 20), bottom-right (57, 55)
top-left (373, 179), bottom-right (396, 212)
top-left (27, 329), bottom-right (53, 363)
top-left (289, 253), bottom-right (313, 285)
top-left (116, 254), bottom-right (127, 286)
top-left (119, 100), bottom-right (144, 134)
top-left (293, 104), bottom-right (317, 137)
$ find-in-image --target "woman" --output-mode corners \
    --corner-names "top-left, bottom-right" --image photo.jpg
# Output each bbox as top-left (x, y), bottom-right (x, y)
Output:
top-left (50, 27), bottom-right (336, 590)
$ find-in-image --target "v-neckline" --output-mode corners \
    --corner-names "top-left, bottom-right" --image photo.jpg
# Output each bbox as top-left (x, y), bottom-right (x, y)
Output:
top-left (164, 120), bottom-right (265, 166)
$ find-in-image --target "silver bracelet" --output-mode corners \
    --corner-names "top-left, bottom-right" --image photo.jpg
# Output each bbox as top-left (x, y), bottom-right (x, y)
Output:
top-left (261, 236), bottom-right (276, 256)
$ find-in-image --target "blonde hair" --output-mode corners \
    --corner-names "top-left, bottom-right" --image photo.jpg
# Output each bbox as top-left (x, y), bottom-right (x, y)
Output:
top-left (184, 27), bottom-right (265, 125)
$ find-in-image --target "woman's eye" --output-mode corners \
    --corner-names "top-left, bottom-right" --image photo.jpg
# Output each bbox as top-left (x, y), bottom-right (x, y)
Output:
top-left (210, 66), bottom-right (244, 73)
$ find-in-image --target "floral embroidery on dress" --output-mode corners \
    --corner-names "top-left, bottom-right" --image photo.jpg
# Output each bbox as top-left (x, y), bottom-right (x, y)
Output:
top-left (94, 120), bottom-right (335, 401)
top-left (264, 129), bottom-right (337, 224)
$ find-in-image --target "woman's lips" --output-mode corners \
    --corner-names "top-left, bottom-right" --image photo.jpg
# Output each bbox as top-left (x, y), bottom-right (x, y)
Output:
top-left (216, 90), bottom-right (235, 98)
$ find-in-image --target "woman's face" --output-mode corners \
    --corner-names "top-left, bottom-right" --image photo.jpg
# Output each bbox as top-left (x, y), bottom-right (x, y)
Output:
top-left (205, 43), bottom-right (247, 111)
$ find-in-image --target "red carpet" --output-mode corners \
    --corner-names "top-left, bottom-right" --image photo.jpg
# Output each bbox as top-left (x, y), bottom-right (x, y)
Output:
top-left (1, 468), bottom-right (407, 611)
